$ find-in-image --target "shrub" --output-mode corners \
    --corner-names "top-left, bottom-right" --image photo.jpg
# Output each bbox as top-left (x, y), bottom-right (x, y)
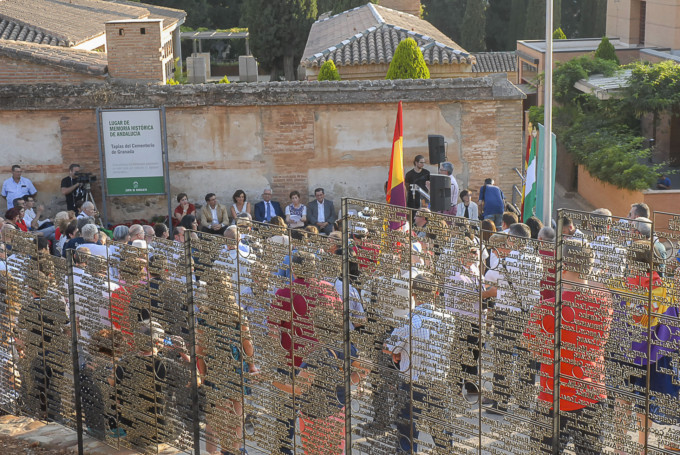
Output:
top-left (218, 75), bottom-right (230, 84)
top-left (528, 105), bottom-right (544, 127)
top-left (553, 28), bottom-right (566, 40)
top-left (317, 60), bottom-right (341, 81)
top-left (386, 38), bottom-right (430, 80)
top-left (166, 57), bottom-right (187, 85)
top-left (594, 36), bottom-right (619, 64)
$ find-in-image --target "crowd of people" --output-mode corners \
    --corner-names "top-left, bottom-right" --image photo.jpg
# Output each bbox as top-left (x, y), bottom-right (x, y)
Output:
top-left (1, 161), bottom-right (679, 454)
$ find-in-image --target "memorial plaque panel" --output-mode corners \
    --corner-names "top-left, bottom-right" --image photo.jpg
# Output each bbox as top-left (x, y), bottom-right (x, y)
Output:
top-left (0, 203), bottom-right (678, 455)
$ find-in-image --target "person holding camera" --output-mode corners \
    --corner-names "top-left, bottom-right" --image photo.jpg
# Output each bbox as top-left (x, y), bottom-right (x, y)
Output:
top-left (61, 163), bottom-right (86, 212)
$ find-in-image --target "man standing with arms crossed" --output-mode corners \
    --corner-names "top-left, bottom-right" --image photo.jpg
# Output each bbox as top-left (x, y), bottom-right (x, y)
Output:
top-left (2, 165), bottom-right (37, 210)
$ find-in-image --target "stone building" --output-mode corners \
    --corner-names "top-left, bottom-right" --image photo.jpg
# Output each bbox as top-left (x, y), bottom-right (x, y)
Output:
top-left (0, 78), bottom-right (524, 223)
top-left (0, 0), bottom-right (185, 84)
top-left (301, 3), bottom-right (475, 81)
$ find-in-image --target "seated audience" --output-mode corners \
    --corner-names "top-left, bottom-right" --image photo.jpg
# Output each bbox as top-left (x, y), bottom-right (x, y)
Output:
top-left (200, 193), bottom-right (229, 235)
top-left (254, 188), bottom-right (284, 223)
top-left (306, 188), bottom-right (336, 235)
top-left (173, 193), bottom-right (196, 226)
top-left (455, 189), bottom-right (478, 220)
top-left (230, 189), bottom-right (252, 223)
top-left (285, 191), bottom-right (307, 229)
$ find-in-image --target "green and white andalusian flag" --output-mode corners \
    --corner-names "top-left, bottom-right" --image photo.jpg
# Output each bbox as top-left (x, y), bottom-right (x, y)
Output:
top-left (523, 131), bottom-right (537, 222)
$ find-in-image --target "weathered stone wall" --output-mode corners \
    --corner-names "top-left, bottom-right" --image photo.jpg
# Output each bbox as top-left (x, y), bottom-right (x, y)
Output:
top-left (0, 77), bottom-right (524, 224)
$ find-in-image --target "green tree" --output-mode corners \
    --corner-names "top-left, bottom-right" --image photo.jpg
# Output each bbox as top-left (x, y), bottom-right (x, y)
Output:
top-left (579, 0), bottom-right (606, 38)
top-left (422, 0), bottom-right (466, 44)
top-left (386, 38), bottom-right (430, 80)
top-left (594, 36), bottom-right (619, 64)
top-left (242, 0), bottom-right (317, 80)
top-left (553, 27), bottom-right (566, 39)
top-left (508, 0), bottom-right (529, 44)
top-left (208, 0), bottom-right (245, 29)
top-left (523, 0), bottom-right (561, 40)
top-left (317, 0), bottom-right (375, 15)
top-left (317, 59), bottom-right (341, 80)
top-left (460, 0), bottom-right (486, 51)
top-left (560, 0), bottom-right (607, 38)
top-left (625, 60), bottom-right (680, 142)
top-left (143, 0), bottom-right (211, 28)
top-left (485, 0), bottom-right (511, 50)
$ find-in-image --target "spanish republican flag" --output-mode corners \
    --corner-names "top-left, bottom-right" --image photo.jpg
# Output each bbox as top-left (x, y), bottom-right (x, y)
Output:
top-left (386, 101), bottom-right (406, 208)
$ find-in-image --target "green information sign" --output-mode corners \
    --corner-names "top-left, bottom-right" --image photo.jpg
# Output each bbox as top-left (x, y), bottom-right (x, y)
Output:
top-left (101, 109), bottom-right (165, 196)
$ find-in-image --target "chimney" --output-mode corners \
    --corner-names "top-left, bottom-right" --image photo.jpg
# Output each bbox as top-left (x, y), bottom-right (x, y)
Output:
top-left (105, 19), bottom-right (168, 83)
top-left (378, 0), bottom-right (421, 16)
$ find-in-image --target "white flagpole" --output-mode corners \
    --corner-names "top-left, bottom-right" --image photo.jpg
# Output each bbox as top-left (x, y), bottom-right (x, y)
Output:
top-left (542, 0), bottom-right (554, 227)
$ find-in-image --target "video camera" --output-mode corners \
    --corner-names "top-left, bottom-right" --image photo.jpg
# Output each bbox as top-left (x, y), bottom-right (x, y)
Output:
top-left (75, 172), bottom-right (97, 185)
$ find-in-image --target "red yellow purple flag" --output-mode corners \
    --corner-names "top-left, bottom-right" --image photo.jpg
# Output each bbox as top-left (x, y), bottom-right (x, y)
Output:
top-left (386, 101), bottom-right (406, 208)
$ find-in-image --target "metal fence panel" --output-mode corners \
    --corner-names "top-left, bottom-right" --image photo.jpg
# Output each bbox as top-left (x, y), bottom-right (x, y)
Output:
top-left (0, 203), bottom-right (678, 455)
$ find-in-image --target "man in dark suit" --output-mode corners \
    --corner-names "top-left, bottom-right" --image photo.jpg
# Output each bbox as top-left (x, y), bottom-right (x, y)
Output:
top-left (306, 187), bottom-right (336, 235)
top-left (254, 187), bottom-right (284, 223)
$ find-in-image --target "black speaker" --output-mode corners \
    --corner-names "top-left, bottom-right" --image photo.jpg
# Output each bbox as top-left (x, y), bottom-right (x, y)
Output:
top-left (428, 135), bottom-right (446, 164)
top-left (430, 174), bottom-right (451, 212)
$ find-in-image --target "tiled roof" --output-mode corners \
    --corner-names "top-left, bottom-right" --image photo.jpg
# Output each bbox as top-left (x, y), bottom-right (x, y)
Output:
top-left (471, 52), bottom-right (517, 73)
top-left (302, 3), bottom-right (472, 68)
top-left (0, 0), bottom-right (185, 47)
top-left (0, 19), bottom-right (66, 46)
top-left (0, 40), bottom-right (108, 75)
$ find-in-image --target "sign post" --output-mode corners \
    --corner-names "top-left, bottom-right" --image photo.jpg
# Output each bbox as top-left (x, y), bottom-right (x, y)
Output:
top-left (97, 108), bottom-right (171, 227)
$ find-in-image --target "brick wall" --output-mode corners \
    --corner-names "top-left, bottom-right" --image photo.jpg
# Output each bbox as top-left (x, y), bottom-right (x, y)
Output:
top-left (0, 56), bottom-right (104, 85)
top-left (105, 19), bottom-right (165, 83)
top-left (0, 78), bottom-right (524, 223)
top-left (379, 0), bottom-right (422, 16)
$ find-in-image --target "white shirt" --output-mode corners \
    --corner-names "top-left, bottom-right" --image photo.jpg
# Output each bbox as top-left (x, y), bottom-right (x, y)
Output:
top-left (385, 304), bottom-right (449, 382)
top-left (449, 175), bottom-right (459, 207)
top-left (215, 245), bottom-right (254, 307)
top-left (210, 207), bottom-right (218, 225)
top-left (317, 201), bottom-right (325, 223)
top-left (78, 242), bottom-right (108, 258)
top-left (2, 176), bottom-right (36, 209)
top-left (334, 278), bottom-right (365, 330)
top-left (446, 263), bottom-right (482, 318)
top-left (486, 248), bottom-right (543, 312)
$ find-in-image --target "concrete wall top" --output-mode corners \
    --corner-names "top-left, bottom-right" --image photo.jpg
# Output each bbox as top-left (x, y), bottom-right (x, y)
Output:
top-left (0, 76), bottom-right (525, 111)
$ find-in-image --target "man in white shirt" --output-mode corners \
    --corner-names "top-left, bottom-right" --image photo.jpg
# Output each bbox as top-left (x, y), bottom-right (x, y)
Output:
top-left (438, 162), bottom-right (459, 216)
top-left (77, 224), bottom-right (108, 257)
top-left (2, 165), bottom-right (37, 210)
top-left (484, 224), bottom-right (543, 415)
top-left (384, 277), bottom-right (451, 452)
top-left (306, 188), bottom-right (336, 235)
top-left (22, 195), bottom-right (56, 241)
top-left (77, 201), bottom-right (97, 220)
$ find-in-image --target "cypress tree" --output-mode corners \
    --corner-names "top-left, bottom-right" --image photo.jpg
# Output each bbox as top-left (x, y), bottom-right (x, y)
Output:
top-left (317, 0), bottom-right (375, 16)
top-left (386, 38), bottom-right (430, 80)
top-left (524, 0), bottom-right (561, 40)
top-left (460, 0), bottom-right (486, 52)
top-left (422, 0), bottom-right (467, 43)
top-left (485, 0), bottom-right (512, 51)
top-left (561, 0), bottom-right (580, 38)
top-left (242, 0), bottom-right (317, 80)
top-left (553, 27), bottom-right (567, 39)
top-left (580, 0), bottom-right (607, 38)
top-left (317, 60), bottom-right (341, 80)
top-left (524, 0), bottom-right (545, 39)
top-left (594, 36), bottom-right (619, 64)
top-left (509, 0), bottom-right (529, 44)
